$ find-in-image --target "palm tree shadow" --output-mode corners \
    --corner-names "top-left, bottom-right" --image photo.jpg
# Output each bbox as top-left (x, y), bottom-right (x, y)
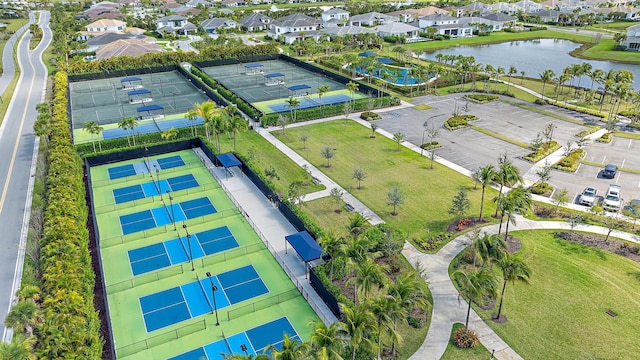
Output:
top-left (628, 271), bottom-right (640, 283)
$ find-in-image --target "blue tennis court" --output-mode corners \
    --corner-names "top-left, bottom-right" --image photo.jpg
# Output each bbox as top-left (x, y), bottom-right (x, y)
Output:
top-left (268, 94), bottom-right (352, 113)
top-left (107, 155), bottom-right (185, 180)
top-left (119, 197), bottom-right (216, 235)
top-left (103, 122), bottom-right (159, 140)
top-left (113, 174), bottom-right (199, 204)
top-left (156, 117), bottom-right (204, 131)
top-left (140, 265), bottom-right (268, 332)
top-left (168, 317), bottom-right (299, 359)
top-left (128, 226), bottom-right (239, 276)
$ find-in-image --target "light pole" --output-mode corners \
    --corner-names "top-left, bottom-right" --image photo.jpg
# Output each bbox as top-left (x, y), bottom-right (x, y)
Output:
top-left (167, 190), bottom-right (176, 230)
top-left (154, 165), bottom-right (163, 201)
top-left (183, 223), bottom-right (194, 271)
top-left (420, 121), bottom-right (428, 157)
top-left (240, 344), bottom-right (248, 356)
top-left (205, 271), bottom-right (220, 326)
top-left (172, 92), bottom-right (177, 111)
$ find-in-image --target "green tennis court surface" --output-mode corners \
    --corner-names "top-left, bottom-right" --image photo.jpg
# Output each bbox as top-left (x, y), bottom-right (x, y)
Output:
top-left (89, 149), bottom-right (319, 359)
top-left (169, 317), bottom-right (298, 359)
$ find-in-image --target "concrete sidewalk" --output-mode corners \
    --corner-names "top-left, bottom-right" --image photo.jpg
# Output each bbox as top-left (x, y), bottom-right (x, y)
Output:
top-left (404, 215), bottom-right (640, 360)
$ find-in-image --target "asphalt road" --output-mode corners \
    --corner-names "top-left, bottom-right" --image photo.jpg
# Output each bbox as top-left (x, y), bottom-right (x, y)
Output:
top-left (0, 11), bottom-right (51, 341)
top-left (0, 17), bottom-right (29, 102)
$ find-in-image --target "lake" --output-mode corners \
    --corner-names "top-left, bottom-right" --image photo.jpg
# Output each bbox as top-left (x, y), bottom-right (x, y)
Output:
top-left (419, 39), bottom-right (640, 89)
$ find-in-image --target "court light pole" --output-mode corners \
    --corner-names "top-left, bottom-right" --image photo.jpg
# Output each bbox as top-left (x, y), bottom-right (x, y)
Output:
top-left (183, 223), bottom-right (194, 271)
top-left (240, 344), bottom-right (248, 356)
top-left (205, 271), bottom-right (220, 326)
top-left (166, 190), bottom-right (176, 230)
top-left (154, 165), bottom-right (163, 201)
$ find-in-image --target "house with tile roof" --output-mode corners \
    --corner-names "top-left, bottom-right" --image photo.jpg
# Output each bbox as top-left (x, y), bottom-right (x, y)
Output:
top-left (321, 7), bottom-right (349, 22)
top-left (156, 14), bottom-right (198, 36)
top-left (95, 39), bottom-right (165, 60)
top-left (200, 18), bottom-right (238, 33)
top-left (267, 13), bottom-right (322, 43)
top-left (240, 12), bottom-right (273, 32)
top-left (349, 12), bottom-right (398, 27)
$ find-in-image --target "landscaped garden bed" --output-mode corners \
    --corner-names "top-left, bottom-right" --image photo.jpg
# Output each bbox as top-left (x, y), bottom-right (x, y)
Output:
top-left (420, 141), bottom-right (442, 150)
top-left (523, 141), bottom-right (560, 162)
top-left (597, 132), bottom-right (613, 143)
top-left (529, 182), bottom-right (554, 196)
top-left (360, 111), bottom-right (381, 120)
top-left (575, 126), bottom-right (601, 138)
top-left (553, 148), bottom-right (585, 172)
top-left (465, 94), bottom-right (499, 103)
top-left (444, 115), bottom-right (479, 130)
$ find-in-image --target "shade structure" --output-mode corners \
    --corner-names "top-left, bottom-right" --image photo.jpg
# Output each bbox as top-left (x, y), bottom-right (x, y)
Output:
top-left (121, 76), bottom-right (142, 83)
top-left (287, 84), bottom-right (311, 91)
top-left (264, 72), bottom-right (285, 78)
top-left (377, 57), bottom-right (397, 65)
top-left (216, 153), bottom-right (241, 168)
top-left (137, 104), bottom-right (164, 113)
top-left (358, 51), bottom-right (378, 58)
top-left (128, 89), bottom-right (152, 96)
top-left (285, 231), bottom-right (322, 262)
top-left (245, 63), bottom-right (263, 68)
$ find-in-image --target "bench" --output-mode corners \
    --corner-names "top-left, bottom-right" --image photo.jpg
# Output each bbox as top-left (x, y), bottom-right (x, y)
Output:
top-left (344, 204), bottom-right (355, 212)
top-left (605, 310), bottom-right (618, 317)
top-left (311, 177), bottom-right (321, 185)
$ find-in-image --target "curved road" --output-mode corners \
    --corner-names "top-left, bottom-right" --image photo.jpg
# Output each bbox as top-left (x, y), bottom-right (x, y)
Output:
top-left (0, 11), bottom-right (51, 341)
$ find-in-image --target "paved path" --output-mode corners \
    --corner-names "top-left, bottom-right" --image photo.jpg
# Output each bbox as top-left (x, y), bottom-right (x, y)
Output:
top-left (0, 11), bottom-right (51, 341)
top-left (404, 215), bottom-right (640, 360)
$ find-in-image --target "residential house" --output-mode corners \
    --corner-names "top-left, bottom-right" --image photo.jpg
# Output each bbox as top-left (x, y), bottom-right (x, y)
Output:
top-left (449, 2), bottom-right (490, 17)
top-left (85, 19), bottom-right (126, 32)
top-left (172, 6), bottom-right (201, 16)
top-left (322, 25), bottom-right (376, 37)
top-left (620, 24), bottom-right (640, 50)
top-left (418, 13), bottom-right (471, 37)
top-left (349, 12), bottom-right (398, 27)
top-left (186, 0), bottom-right (213, 7)
top-left (222, 0), bottom-right (247, 7)
top-left (95, 39), bottom-right (165, 60)
top-left (594, 6), bottom-right (640, 20)
top-left (156, 15), bottom-right (198, 35)
top-left (529, 9), bottom-right (561, 23)
top-left (86, 32), bottom-right (155, 52)
top-left (486, 2), bottom-right (517, 13)
top-left (240, 12), bottom-right (273, 32)
top-left (267, 13), bottom-right (323, 43)
top-left (513, 0), bottom-right (542, 13)
top-left (399, 6), bottom-right (449, 18)
top-left (200, 17), bottom-right (238, 33)
top-left (481, 13), bottom-right (517, 29)
top-left (83, 1), bottom-right (122, 21)
top-left (321, 7), bottom-right (349, 22)
top-left (375, 22), bottom-right (419, 39)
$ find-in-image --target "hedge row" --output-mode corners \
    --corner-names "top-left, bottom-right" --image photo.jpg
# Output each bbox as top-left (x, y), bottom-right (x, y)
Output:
top-left (191, 67), bottom-right (261, 120)
top-left (548, 99), bottom-right (607, 119)
top-left (360, 111), bottom-right (381, 120)
top-left (260, 96), bottom-right (397, 126)
top-left (523, 141), bottom-right (560, 162)
top-left (444, 114), bottom-right (478, 130)
top-left (36, 72), bottom-right (103, 358)
top-left (575, 126), bottom-right (601, 138)
top-left (553, 148), bottom-right (585, 172)
top-left (597, 132), bottom-right (613, 143)
top-left (465, 94), bottom-right (499, 103)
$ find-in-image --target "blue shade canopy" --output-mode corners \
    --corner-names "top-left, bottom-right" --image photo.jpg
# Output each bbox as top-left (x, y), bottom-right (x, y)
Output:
top-left (216, 153), bottom-right (241, 168)
top-left (288, 84), bottom-right (311, 91)
top-left (264, 72), bottom-right (285, 78)
top-left (377, 57), bottom-right (397, 65)
top-left (245, 63), bottom-right (263, 68)
top-left (358, 51), bottom-right (378, 57)
top-left (128, 89), bottom-right (151, 96)
top-left (137, 104), bottom-right (164, 112)
top-left (285, 231), bottom-right (322, 262)
top-left (121, 76), bottom-right (142, 82)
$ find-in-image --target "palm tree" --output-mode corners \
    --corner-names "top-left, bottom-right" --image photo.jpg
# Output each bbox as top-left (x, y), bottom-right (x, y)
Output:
top-left (471, 232), bottom-right (506, 267)
top-left (495, 253), bottom-right (531, 321)
top-left (493, 153), bottom-right (522, 217)
top-left (346, 258), bottom-right (387, 302)
top-left (83, 121), bottom-right (100, 152)
top-left (318, 84), bottom-right (330, 115)
top-left (228, 115), bottom-right (248, 151)
top-left (33, 113), bottom-right (51, 144)
top-left (5, 300), bottom-right (40, 337)
top-left (386, 272), bottom-right (429, 355)
top-left (506, 66), bottom-right (517, 93)
top-left (211, 110), bottom-right (230, 153)
top-left (369, 295), bottom-right (402, 359)
top-left (453, 267), bottom-right (498, 333)
top-left (344, 235), bottom-right (374, 270)
top-left (285, 97), bottom-right (301, 124)
top-left (308, 320), bottom-right (346, 360)
top-left (186, 108), bottom-right (199, 136)
top-left (340, 303), bottom-right (376, 360)
top-left (539, 69), bottom-right (555, 100)
top-left (500, 186), bottom-right (532, 240)
top-left (267, 333), bottom-right (309, 360)
top-left (0, 336), bottom-right (35, 360)
top-left (477, 165), bottom-right (495, 222)
top-left (346, 81), bottom-right (359, 107)
top-left (192, 101), bottom-right (218, 141)
top-left (319, 231), bottom-right (345, 282)
top-left (161, 127), bottom-right (178, 141)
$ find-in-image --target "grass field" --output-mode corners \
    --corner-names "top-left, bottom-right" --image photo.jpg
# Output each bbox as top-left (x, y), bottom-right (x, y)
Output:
top-left (440, 323), bottom-right (491, 360)
top-left (472, 230), bottom-right (640, 359)
top-left (276, 119), bottom-right (497, 235)
top-left (90, 149), bottom-right (319, 359)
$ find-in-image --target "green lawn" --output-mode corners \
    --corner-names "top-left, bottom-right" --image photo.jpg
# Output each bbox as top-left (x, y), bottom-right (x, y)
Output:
top-left (581, 38), bottom-right (640, 64)
top-left (216, 130), bottom-right (325, 197)
top-left (276, 120), bottom-right (497, 235)
top-left (303, 197), bottom-right (353, 235)
top-left (472, 230), bottom-right (640, 359)
top-left (440, 323), bottom-right (491, 360)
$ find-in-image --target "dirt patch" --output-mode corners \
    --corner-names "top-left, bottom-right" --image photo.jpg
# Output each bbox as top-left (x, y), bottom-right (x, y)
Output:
top-left (446, 218), bottom-right (490, 233)
top-left (556, 232), bottom-right (640, 263)
top-left (506, 235), bottom-right (522, 253)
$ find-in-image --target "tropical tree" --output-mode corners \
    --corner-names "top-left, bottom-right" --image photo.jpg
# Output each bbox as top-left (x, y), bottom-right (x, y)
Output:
top-left (369, 295), bottom-right (403, 359)
top-left (318, 84), bottom-right (330, 115)
top-left (471, 232), bottom-right (506, 267)
top-left (83, 121), bottom-right (101, 152)
top-left (386, 186), bottom-right (404, 215)
top-left (308, 320), bottom-right (346, 360)
top-left (539, 69), bottom-right (555, 100)
top-left (211, 109), bottom-right (231, 153)
top-left (392, 132), bottom-right (405, 152)
top-left (551, 187), bottom-right (569, 214)
top-left (448, 187), bottom-right (471, 221)
top-left (493, 153), bottom-right (522, 217)
top-left (453, 267), bottom-right (498, 333)
top-left (347, 213), bottom-right (370, 237)
top-left (185, 108), bottom-right (199, 136)
top-left (499, 186), bottom-right (532, 239)
top-left (424, 122), bottom-right (440, 169)
top-left (386, 271), bottom-right (429, 355)
top-left (277, 114), bottom-right (289, 136)
top-left (191, 101), bottom-right (217, 140)
top-left (161, 127), bottom-right (178, 141)
top-left (5, 300), bottom-right (40, 337)
top-left (267, 333), bottom-right (309, 360)
top-left (346, 81), bottom-right (359, 107)
top-left (352, 167), bottom-right (367, 190)
top-left (228, 115), bottom-right (248, 151)
top-left (350, 258), bottom-right (387, 301)
top-left (285, 97), bottom-right (301, 124)
top-left (33, 113), bottom-right (51, 144)
top-left (477, 165), bottom-right (496, 221)
top-left (369, 123), bottom-right (378, 138)
top-left (506, 66), bottom-right (517, 93)
top-left (321, 145), bottom-right (336, 167)
top-left (320, 231), bottom-right (345, 282)
top-left (339, 303), bottom-right (377, 360)
top-left (495, 253), bottom-right (531, 321)
top-left (299, 133), bottom-right (310, 150)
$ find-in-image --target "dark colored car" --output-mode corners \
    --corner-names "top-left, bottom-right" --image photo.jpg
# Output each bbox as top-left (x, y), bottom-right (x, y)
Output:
top-left (603, 164), bottom-right (618, 179)
top-left (624, 199), bottom-right (640, 216)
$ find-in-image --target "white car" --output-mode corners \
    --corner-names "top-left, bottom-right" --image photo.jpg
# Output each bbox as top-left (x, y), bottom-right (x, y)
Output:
top-left (579, 186), bottom-right (598, 206)
top-left (602, 185), bottom-right (622, 212)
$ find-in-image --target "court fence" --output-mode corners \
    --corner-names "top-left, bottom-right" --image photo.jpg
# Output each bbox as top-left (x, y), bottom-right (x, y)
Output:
top-left (91, 161), bottom-right (205, 188)
top-left (107, 263), bottom-right (185, 293)
top-left (115, 319), bottom-right (207, 358)
top-left (226, 288), bottom-right (299, 321)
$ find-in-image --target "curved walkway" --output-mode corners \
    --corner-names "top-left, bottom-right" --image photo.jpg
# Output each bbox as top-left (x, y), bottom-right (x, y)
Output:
top-left (404, 215), bottom-right (640, 360)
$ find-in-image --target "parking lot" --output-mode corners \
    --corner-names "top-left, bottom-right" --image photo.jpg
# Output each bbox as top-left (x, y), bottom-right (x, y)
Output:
top-left (374, 94), bottom-right (640, 208)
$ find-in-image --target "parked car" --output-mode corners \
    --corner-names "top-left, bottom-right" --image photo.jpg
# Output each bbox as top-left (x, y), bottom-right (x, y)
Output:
top-left (579, 186), bottom-right (598, 206)
top-left (602, 184), bottom-right (622, 212)
top-left (623, 199), bottom-right (640, 216)
top-left (602, 164), bottom-right (618, 179)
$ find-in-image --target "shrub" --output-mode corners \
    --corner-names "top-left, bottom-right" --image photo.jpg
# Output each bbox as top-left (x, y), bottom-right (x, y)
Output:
top-left (453, 327), bottom-right (480, 348)
top-left (553, 148), bottom-right (585, 172)
top-left (444, 115), bottom-right (478, 130)
top-left (597, 132), bottom-right (613, 143)
top-left (523, 141), bottom-right (560, 162)
top-left (360, 111), bottom-right (381, 120)
top-left (465, 94), bottom-right (498, 103)
top-left (414, 232), bottom-right (453, 251)
top-left (530, 182), bottom-right (554, 196)
top-left (407, 316), bottom-right (423, 329)
top-left (420, 141), bottom-right (442, 150)
top-left (575, 126), bottom-right (601, 138)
